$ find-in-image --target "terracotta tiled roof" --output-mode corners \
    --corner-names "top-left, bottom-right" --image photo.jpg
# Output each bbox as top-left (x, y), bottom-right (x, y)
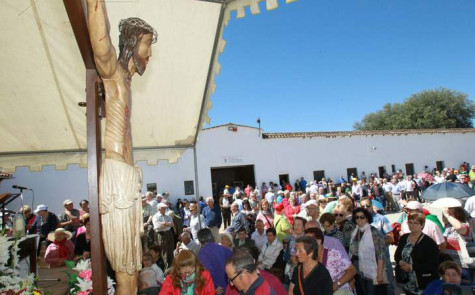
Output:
top-left (262, 128), bottom-right (475, 139)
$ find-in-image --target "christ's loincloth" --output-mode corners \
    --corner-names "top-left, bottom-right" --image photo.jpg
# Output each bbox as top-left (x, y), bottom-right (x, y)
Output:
top-left (99, 158), bottom-right (143, 275)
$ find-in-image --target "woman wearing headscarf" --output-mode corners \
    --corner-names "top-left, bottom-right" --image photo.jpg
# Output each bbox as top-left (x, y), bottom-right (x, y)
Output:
top-left (159, 250), bottom-right (215, 295)
top-left (349, 208), bottom-right (388, 295)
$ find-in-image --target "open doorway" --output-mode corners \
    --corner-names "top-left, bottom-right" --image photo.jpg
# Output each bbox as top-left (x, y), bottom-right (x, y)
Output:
top-left (347, 168), bottom-right (358, 181)
top-left (405, 163), bottom-right (415, 176)
top-left (378, 166), bottom-right (386, 178)
top-left (279, 174), bottom-right (289, 187)
top-left (313, 170), bottom-right (325, 182)
top-left (210, 165), bottom-right (256, 198)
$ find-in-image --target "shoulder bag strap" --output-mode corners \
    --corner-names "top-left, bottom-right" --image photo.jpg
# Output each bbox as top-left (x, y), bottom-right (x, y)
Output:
top-left (322, 248), bottom-right (329, 266)
top-left (298, 265), bottom-right (305, 295)
top-left (413, 233), bottom-right (424, 246)
top-left (274, 217), bottom-right (282, 229)
top-left (263, 213), bottom-right (273, 228)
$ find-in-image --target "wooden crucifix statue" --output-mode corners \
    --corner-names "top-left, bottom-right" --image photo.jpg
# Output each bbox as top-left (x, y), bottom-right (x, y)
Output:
top-left (86, 1), bottom-right (157, 294)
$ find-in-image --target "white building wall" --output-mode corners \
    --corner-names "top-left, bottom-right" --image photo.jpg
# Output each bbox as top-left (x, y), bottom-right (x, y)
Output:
top-left (0, 149), bottom-right (195, 215)
top-left (1, 125), bottom-right (474, 215)
top-left (195, 126), bottom-right (475, 197)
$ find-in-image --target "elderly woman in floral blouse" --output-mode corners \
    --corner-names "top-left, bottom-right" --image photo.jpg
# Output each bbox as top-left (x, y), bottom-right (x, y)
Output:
top-left (305, 227), bottom-right (356, 295)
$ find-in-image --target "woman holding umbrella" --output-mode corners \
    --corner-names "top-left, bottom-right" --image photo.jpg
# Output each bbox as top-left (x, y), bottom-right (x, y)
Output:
top-left (442, 206), bottom-right (474, 282)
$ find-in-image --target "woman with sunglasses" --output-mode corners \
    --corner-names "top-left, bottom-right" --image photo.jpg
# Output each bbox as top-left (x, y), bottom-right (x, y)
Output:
top-left (288, 236), bottom-right (333, 295)
top-left (160, 250), bottom-right (215, 295)
top-left (394, 213), bottom-right (438, 295)
top-left (349, 208), bottom-right (388, 295)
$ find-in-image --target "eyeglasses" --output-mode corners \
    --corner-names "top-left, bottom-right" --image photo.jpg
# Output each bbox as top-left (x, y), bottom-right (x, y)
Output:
top-left (180, 269), bottom-right (195, 277)
top-left (361, 204), bottom-right (372, 208)
top-left (228, 270), bottom-right (243, 285)
top-left (334, 213), bottom-right (344, 217)
top-left (355, 215), bottom-right (366, 220)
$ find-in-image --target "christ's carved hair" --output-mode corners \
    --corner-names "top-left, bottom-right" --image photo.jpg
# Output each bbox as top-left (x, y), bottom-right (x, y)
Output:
top-left (117, 17), bottom-right (157, 71)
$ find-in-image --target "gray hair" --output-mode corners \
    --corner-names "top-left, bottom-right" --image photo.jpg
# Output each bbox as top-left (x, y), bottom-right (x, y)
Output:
top-left (205, 196), bottom-right (214, 203)
top-left (226, 248), bottom-right (257, 274)
top-left (180, 231), bottom-right (191, 239)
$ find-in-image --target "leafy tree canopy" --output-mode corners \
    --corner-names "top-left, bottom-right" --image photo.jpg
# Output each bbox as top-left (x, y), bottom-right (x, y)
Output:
top-left (353, 88), bottom-right (475, 130)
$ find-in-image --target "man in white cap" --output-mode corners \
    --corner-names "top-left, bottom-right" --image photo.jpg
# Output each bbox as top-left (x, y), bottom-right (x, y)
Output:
top-left (297, 200), bottom-right (320, 225)
top-left (400, 201), bottom-right (446, 249)
top-left (59, 199), bottom-right (80, 242)
top-left (29, 204), bottom-right (59, 253)
top-left (152, 202), bottom-right (175, 269)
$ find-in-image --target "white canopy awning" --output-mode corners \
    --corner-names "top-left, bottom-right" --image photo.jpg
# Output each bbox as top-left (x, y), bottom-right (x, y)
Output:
top-left (0, 0), bottom-right (296, 172)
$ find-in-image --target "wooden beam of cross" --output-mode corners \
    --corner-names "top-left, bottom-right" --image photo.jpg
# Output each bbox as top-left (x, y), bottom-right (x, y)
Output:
top-left (63, 1), bottom-right (107, 294)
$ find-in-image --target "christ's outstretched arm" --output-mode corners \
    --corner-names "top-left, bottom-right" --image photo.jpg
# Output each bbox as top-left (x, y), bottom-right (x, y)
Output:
top-left (86, 0), bottom-right (118, 79)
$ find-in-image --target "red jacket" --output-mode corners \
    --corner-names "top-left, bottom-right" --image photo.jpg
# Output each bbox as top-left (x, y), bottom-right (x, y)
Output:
top-left (159, 270), bottom-right (215, 295)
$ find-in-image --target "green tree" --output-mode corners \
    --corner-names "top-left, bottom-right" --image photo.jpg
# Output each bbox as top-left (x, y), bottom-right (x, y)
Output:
top-left (353, 88), bottom-right (475, 130)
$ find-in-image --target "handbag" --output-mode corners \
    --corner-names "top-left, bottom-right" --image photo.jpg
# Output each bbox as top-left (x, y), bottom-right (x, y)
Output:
top-left (395, 264), bottom-right (409, 284)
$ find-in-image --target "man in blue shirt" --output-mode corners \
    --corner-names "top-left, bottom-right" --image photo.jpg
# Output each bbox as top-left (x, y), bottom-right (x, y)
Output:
top-left (299, 177), bottom-right (307, 193)
top-left (202, 196), bottom-right (222, 241)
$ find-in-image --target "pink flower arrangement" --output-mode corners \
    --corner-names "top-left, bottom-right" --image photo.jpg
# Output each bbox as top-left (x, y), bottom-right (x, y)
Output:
top-left (78, 269), bottom-right (93, 281)
top-left (68, 259), bottom-right (115, 294)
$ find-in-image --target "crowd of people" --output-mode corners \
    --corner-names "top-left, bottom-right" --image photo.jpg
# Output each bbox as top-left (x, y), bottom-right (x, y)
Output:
top-left (10, 163), bottom-right (475, 294)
